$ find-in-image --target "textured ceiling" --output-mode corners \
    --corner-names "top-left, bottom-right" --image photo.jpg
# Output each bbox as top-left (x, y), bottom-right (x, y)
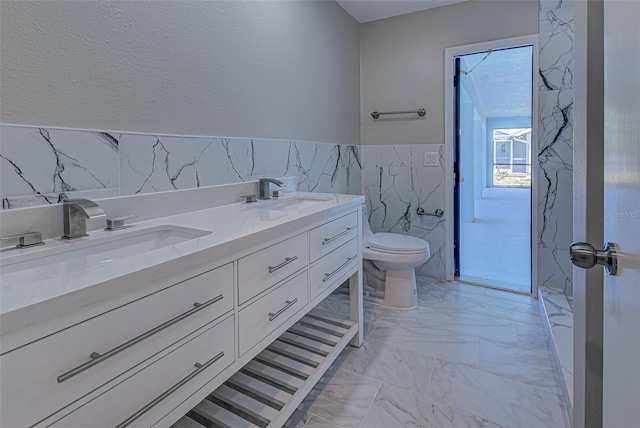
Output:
top-left (460, 46), bottom-right (533, 118)
top-left (335, 0), bottom-right (467, 23)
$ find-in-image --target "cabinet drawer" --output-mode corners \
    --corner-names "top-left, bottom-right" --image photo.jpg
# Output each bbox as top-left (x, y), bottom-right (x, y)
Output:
top-left (238, 233), bottom-right (308, 304)
top-left (309, 212), bottom-right (358, 262)
top-left (49, 315), bottom-right (235, 428)
top-left (0, 263), bottom-right (233, 428)
top-left (239, 271), bottom-right (308, 356)
top-left (309, 239), bottom-right (359, 300)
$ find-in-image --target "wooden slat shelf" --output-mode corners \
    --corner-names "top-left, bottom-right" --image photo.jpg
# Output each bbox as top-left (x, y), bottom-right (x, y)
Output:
top-left (172, 309), bottom-right (358, 428)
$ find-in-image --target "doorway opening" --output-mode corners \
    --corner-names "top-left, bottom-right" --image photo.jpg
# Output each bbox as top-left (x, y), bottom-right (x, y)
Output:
top-left (453, 44), bottom-right (534, 294)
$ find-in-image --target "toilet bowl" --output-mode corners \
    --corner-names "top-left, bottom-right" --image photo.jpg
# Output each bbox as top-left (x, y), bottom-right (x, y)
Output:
top-left (361, 204), bottom-right (430, 309)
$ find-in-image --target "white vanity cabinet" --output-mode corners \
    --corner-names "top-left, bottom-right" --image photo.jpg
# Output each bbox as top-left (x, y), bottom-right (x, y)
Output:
top-left (0, 198), bottom-right (363, 428)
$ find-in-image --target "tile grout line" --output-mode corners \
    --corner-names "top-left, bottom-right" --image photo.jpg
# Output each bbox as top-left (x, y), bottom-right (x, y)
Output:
top-left (304, 411), bottom-right (343, 428)
top-left (423, 356), bottom-right (438, 399)
top-left (356, 381), bottom-right (382, 428)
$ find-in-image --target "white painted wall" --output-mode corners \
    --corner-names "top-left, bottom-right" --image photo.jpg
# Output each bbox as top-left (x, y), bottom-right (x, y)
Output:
top-left (360, 0), bottom-right (539, 146)
top-left (0, 1), bottom-right (360, 145)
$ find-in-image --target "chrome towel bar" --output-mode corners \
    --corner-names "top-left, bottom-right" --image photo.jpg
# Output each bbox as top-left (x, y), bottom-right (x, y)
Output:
top-left (371, 108), bottom-right (426, 119)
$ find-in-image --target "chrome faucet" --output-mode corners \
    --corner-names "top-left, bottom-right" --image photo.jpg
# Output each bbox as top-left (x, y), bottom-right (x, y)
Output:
top-left (62, 198), bottom-right (107, 239)
top-left (258, 178), bottom-right (285, 200)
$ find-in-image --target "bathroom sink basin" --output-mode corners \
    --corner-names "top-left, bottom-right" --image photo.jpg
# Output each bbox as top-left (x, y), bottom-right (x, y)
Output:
top-left (0, 225), bottom-right (211, 286)
top-left (264, 196), bottom-right (333, 211)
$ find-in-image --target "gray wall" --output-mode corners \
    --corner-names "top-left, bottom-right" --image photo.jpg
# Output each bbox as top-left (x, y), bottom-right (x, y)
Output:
top-left (360, 0), bottom-right (539, 146)
top-left (0, 1), bottom-right (360, 145)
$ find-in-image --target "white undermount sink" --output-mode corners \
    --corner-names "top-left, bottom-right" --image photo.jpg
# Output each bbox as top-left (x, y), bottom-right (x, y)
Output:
top-left (0, 225), bottom-right (211, 286)
top-left (263, 196), bottom-right (333, 211)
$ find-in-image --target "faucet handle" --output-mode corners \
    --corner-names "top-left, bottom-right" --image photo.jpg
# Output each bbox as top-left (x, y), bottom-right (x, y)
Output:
top-left (241, 195), bottom-right (257, 203)
top-left (105, 215), bottom-right (138, 231)
top-left (0, 231), bottom-right (44, 248)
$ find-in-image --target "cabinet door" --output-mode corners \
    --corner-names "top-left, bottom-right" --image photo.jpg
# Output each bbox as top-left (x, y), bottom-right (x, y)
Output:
top-left (309, 239), bottom-right (359, 300)
top-left (309, 212), bottom-right (358, 262)
top-left (238, 233), bottom-right (308, 304)
top-left (239, 271), bottom-right (308, 356)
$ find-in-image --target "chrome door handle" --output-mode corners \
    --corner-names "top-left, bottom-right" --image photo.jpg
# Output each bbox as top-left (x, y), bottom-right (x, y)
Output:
top-left (268, 256), bottom-right (298, 273)
top-left (323, 256), bottom-right (357, 282)
top-left (268, 299), bottom-right (299, 321)
top-left (322, 226), bottom-right (357, 245)
top-left (570, 242), bottom-right (619, 276)
top-left (57, 294), bottom-right (224, 383)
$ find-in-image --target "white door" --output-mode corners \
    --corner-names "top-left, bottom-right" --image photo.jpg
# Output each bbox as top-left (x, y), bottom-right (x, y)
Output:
top-left (601, 1), bottom-right (640, 425)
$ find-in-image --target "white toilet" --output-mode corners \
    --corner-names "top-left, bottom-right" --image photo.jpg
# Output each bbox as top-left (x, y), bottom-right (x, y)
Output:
top-left (361, 204), bottom-right (430, 309)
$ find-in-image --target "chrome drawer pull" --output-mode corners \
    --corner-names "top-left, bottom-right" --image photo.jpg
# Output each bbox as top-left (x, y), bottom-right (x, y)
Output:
top-left (322, 226), bottom-right (356, 245)
top-left (268, 298), bottom-right (299, 321)
top-left (57, 294), bottom-right (224, 384)
top-left (323, 256), bottom-right (357, 282)
top-left (116, 351), bottom-right (225, 428)
top-left (268, 256), bottom-right (299, 273)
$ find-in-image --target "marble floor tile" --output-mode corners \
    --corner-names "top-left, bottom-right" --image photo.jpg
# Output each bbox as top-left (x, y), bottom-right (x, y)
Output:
top-left (516, 322), bottom-right (552, 352)
top-left (478, 339), bottom-right (558, 388)
top-left (382, 306), bottom-right (521, 345)
top-left (453, 293), bottom-right (543, 326)
top-left (484, 287), bottom-right (537, 304)
top-left (303, 414), bottom-right (343, 428)
top-left (305, 278), bottom-right (567, 427)
top-left (440, 280), bottom-right (487, 295)
top-left (299, 367), bottom-right (381, 427)
top-left (361, 384), bottom-right (505, 428)
top-left (371, 323), bottom-right (479, 367)
top-left (284, 407), bottom-right (313, 428)
top-left (426, 359), bottom-right (567, 428)
top-left (335, 336), bottom-right (436, 396)
top-left (421, 289), bottom-right (542, 327)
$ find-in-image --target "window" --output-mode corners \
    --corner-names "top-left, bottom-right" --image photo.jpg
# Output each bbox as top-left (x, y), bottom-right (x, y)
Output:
top-left (492, 128), bottom-right (531, 187)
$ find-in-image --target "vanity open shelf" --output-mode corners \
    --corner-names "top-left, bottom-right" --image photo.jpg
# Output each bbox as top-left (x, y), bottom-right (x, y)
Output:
top-left (174, 309), bottom-right (357, 428)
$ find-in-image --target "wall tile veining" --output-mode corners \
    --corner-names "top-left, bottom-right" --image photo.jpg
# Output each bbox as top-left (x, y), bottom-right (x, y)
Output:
top-left (0, 125), bottom-right (361, 209)
top-left (362, 144), bottom-right (446, 280)
top-left (538, 0), bottom-right (574, 297)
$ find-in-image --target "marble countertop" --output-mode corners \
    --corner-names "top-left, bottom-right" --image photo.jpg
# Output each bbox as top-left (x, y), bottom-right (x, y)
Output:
top-left (0, 192), bottom-right (363, 340)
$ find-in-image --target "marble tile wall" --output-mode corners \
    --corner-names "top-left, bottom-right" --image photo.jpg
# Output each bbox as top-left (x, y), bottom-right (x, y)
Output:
top-left (538, 286), bottom-right (574, 417)
top-left (0, 125), bottom-right (361, 209)
top-left (538, 0), bottom-right (574, 297)
top-left (0, 126), bottom-right (121, 209)
top-left (361, 144), bottom-right (446, 279)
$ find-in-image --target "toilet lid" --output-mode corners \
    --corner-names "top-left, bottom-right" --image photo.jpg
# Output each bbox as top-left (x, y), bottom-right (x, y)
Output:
top-left (366, 233), bottom-right (429, 254)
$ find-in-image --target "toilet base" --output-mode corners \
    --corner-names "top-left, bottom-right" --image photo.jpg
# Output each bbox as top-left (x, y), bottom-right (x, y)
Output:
top-left (381, 268), bottom-right (418, 309)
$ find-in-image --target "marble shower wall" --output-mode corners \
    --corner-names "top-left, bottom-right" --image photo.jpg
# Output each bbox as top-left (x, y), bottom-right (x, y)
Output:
top-left (362, 145), bottom-right (446, 280)
top-left (0, 125), bottom-right (361, 209)
top-left (538, 0), bottom-right (574, 297)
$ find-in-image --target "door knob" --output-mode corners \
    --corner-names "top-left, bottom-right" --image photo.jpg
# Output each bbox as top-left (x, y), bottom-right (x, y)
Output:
top-left (570, 242), bottom-right (619, 276)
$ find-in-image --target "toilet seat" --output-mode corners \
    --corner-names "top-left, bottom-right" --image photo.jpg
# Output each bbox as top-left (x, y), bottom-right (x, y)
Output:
top-left (366, 233), bottom-right (429, 255)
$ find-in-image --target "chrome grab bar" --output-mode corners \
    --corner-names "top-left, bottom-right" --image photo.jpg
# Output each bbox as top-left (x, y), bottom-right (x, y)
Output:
top-left (268, 299), bottom-right (299, 322)
top-left (322, 226), bottom-right (357, 246)
top-left (115, 351), bottom-right (225, 428)
top-left (323, 256), bottom-right (357, 283)
top-left (416, 207), bottom-right (444, 217)
top-left (57, 294), bottom-right (224, 383)
top-left (268, 256), bottom-right (299, 273)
